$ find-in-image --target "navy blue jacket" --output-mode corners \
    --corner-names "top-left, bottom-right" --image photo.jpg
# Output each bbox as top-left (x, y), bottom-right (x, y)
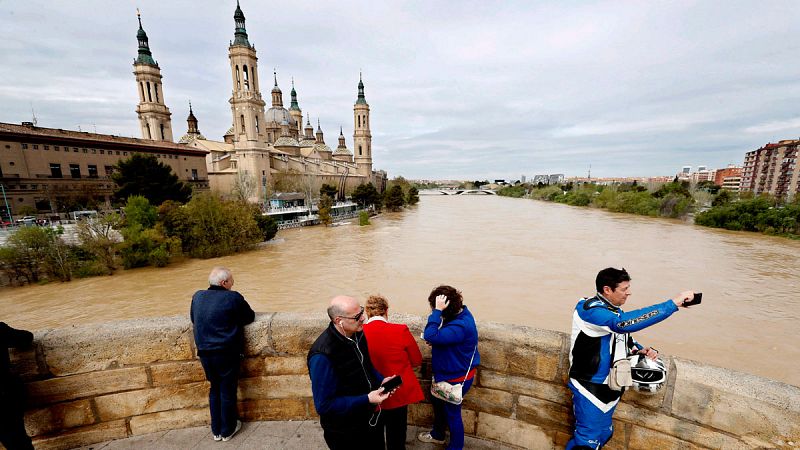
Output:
top-left (190, 286), bottom-right (255, 354)
top-left (424, 306), bottom-right (480, 381)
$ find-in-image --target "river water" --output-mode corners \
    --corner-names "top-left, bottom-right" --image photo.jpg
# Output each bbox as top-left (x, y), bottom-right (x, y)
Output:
top-left (2, 195), bottom-right (798, 386)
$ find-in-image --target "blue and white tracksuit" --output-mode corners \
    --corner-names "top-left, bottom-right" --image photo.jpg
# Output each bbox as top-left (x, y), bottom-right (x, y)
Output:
top-left (566, 294), bottom-right (678, 449)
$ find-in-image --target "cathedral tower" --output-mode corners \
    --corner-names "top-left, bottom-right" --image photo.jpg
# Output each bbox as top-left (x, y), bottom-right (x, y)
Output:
top-left (133, 11), bottom-right (173, 141)
top-left (228, 1), bottom-right (269, 202)
top-left (228, 1), bottom-right (267, 148)
top-left (289, 78), bottom-right (303, 136)
top-left (353, 73), bottom-right (372, 176)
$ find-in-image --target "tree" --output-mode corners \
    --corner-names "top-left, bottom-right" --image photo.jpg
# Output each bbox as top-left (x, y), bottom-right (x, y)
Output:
top-left (122, 195), bottom-right (157, 229)
top-left (112, 154), bottom-right (191, 206)
top-left (77, 213), bottom-right (122, 274)
top-left (407, 186), bottom-right (420, 205)
top-left (352, 183), bottom-right (381, 209)
top-left (384, 185), bottom-right (406, 211)
top-left (250, 204), bottom-right (278, 241)
top-left (232, 171), bottom-right (257, 203)
top-left (179, 193), bottom-right (262, 258)
top-left (320, 184), bottom-right (338, 200)
top-left (712, 189), bottom-right (733, 207)
top-left (318, 194), bottom-right (334, 226)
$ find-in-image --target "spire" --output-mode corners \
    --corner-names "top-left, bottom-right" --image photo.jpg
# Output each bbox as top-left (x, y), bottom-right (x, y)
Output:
top-left (135, 9), bottom-right (157, 66)
top-left (356, 72), bottom-right (367, 105)
top-left (289, 77), bottom-right (300, 111)
top-left (271, 70), bottom-right (283, 107)
top-left (187, 101), bottom-right (200, 134)
top-left (232, 0), bottom-right (251, 47)
top-left (315, 119), bottom-right (324, 144)
top-left (304, 113), bottom-right (314, 139)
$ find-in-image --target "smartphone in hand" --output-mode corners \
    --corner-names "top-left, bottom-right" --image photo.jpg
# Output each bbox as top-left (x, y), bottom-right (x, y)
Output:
top-left (683, 292), bottom-right (702, 307)
top-left (381, 375), bottom-right (403, 393)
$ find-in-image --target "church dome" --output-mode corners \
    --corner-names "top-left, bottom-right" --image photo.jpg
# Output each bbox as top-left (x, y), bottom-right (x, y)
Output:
top-left (314, 142), bottom-right (333, 154)
top-left (274, 136), bottom-right (299, 148)
top-left (265, 107), bottom-right (296, 126)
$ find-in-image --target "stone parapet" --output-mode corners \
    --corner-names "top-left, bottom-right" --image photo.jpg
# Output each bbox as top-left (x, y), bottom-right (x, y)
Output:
top-left (8, 313), bottom-right (800, 450)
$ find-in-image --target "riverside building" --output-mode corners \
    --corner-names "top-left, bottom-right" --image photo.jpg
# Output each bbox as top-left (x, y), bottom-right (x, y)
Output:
top-left (741, 140), bottom-right (800, 200)
top-left (0, 122), bottom-right (208, 218)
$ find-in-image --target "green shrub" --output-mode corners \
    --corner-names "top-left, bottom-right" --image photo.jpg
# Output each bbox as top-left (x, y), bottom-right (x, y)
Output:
top-left (359, 210), bottom-right (370, 226)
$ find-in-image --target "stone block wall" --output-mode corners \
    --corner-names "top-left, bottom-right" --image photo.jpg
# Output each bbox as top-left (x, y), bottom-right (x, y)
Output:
top-left (7, 313), bottom-right (800, 449)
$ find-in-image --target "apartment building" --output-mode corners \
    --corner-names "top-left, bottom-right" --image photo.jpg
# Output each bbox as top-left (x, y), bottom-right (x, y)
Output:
top-left (740, 140), bottom-right (799, 200)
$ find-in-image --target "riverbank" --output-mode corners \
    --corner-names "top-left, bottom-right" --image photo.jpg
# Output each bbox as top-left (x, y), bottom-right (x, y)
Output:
top-left (502, 182), bottom-right (800, 240)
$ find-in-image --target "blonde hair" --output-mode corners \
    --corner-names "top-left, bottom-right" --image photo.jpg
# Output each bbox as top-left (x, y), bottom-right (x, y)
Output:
top-left (365, 295), bottom-right (389, 318)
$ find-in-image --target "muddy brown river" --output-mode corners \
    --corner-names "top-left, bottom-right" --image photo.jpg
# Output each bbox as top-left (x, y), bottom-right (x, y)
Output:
top-left (2, 195), bottom-right (798, 386)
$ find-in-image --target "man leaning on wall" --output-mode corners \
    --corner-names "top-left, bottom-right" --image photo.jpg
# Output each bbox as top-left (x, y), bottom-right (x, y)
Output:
top-left (190, 266), bottom-right (255, 442)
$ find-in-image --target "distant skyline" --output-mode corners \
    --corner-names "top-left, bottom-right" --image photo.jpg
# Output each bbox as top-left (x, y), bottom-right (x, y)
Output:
top-left (2, 1), bottom-right (800, 179)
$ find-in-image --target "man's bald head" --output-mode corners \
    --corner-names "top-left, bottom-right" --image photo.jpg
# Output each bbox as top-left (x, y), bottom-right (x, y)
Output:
top-left (327, 295), bottom-right (358, 320)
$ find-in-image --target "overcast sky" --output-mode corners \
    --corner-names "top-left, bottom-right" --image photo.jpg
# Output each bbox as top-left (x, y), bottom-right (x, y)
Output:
top-left (2, 1), bottom-right (800, 180)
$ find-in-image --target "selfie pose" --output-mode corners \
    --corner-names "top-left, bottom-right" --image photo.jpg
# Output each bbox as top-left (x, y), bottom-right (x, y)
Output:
top-left (418, 285), bottom-right (480, 450)
top-left (567, 267), bottom-right (695, 449)
top-left (363, 295), bottom-right (424, 449)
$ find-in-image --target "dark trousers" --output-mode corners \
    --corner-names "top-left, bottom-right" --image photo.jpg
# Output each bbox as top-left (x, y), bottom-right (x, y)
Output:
top-left (379, 405), bottom-right (408, 450)
top-left (429, 378), bottom-right (474, 450)
top-left (323, 422), bottom-right (385, 450)
top-left (199, 352), bottom-right (241, 437)
top-left (0, 404), bottom-right (34, 450)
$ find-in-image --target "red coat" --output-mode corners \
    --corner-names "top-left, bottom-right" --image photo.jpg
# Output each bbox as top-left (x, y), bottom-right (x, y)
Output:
top-left (363, 317), bottom-right (425, 410)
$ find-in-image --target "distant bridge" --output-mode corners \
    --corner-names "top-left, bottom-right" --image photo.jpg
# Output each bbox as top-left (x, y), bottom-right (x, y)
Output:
top-left (419, 189), bottom-right (497, 196)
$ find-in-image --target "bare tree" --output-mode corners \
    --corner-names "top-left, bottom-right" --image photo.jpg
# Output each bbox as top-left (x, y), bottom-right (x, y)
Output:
top-left (232, 171), bottom-right (257, 203)
top-left (77, 213), bottom-right (122, 274)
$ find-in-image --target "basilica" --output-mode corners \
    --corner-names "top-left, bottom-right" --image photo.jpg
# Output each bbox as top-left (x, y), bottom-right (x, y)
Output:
top-left (132, 2), bottom-right (387, 202)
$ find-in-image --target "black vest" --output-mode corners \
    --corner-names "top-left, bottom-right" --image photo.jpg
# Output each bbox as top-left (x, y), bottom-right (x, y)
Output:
top-left (307, 322), bottom-right (380, 431)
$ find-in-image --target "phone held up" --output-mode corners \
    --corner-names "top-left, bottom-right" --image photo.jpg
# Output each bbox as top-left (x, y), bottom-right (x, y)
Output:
top-left (381, 375), bottom-right (403, 393)
top-left (683, 292), bottom-right (702, 307)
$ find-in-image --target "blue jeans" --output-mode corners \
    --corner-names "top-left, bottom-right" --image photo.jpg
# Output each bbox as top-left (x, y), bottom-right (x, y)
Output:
top-left (199, 352), bottom-right (241, 437)
top-left (429, 377), bottom-right (474, 450)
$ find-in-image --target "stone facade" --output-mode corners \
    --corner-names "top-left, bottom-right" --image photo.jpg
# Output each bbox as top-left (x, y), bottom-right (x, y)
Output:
top-left (9, 313), bottom-right (800, 450)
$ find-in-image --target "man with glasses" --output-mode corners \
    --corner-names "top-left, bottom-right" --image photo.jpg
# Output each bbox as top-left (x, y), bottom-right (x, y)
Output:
top-left (191, 267), bottom-right (255, 442)
top-left (308, 295), bottom-right (395, 449)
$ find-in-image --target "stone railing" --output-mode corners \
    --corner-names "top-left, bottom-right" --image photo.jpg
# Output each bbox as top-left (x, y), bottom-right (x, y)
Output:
top-left (9, 313), bottom-right (800, 450)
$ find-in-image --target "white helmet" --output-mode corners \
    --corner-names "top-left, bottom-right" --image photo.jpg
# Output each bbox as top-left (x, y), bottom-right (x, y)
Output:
top-left (627, 354), bottom-right (667, 393)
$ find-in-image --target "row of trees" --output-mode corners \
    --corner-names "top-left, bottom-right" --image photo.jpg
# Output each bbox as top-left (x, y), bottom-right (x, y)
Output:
top-left (0, 154), bottom-right (279, 285)
top-left (317, 179), bottom-right (420, 227)
top-left (0, 193), bottom-right (278, 285)
top-left (511, 180), bottom-right (696, 219)
top-left (695, 195), bottom-right (800, 237)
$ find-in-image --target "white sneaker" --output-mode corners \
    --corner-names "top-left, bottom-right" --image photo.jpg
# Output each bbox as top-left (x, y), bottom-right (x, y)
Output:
top-left (213, 434), bottom-right (222, 442)
top-left (221, 420), bottom-right (242, 442)
top-left (417, 431), bottom-right (445, 444)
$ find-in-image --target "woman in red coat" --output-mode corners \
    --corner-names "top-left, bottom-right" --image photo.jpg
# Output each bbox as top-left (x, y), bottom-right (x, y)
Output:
top-left (363, 295), bottom-right (425, 449)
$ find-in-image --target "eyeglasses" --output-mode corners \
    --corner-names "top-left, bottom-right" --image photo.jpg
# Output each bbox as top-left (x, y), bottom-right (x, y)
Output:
top-left (338, 306), bottom-right (365, 322)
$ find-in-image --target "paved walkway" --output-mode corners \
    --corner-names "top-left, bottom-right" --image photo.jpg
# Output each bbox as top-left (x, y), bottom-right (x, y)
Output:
top-left (75, 421), bottom-right (519, 449)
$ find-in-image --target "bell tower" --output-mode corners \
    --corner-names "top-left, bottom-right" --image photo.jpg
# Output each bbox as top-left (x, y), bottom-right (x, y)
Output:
top-left (228, 0), bottom-right (267, 148)
top-left (133, 10), bottom-right (173, 141)
top-left (353, 73), bottom-right (372, 177)
top-left (227, 1), bottom-right (269, 203)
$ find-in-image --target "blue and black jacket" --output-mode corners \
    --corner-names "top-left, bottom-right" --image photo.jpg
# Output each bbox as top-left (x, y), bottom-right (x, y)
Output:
top-left (569, 294), bottom-right (677, 385)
